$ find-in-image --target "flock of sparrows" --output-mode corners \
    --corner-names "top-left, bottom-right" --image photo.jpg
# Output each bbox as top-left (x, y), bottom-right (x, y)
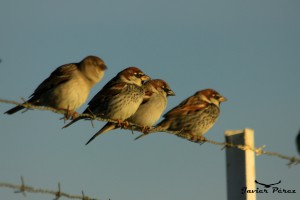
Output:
top-left (5, 55), bottom-right (227, 144)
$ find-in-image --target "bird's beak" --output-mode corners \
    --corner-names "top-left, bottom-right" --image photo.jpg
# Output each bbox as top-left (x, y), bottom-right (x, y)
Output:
top-left (101, 63), bottom-right (108, 70)
top-left (167, 89), bottom-right (175, 96)
top-left (141, 74), bottom-right (151, 84)
top-left (218, 96), bottom-right (227, 102)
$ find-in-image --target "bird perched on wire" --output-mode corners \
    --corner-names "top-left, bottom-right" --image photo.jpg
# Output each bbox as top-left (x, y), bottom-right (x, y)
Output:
top-left (63, 67), bottom-right (150, 145)
top-left (127, 79), bottom-right (175, 132)
top-left (136, 88), bottom-right (227, 142)
top-left (5, 56), bottom-right (107, 119)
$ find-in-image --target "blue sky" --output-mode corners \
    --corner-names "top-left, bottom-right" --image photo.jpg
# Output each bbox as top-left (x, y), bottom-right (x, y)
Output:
top-left (0, 1), bottom-right (299, 200)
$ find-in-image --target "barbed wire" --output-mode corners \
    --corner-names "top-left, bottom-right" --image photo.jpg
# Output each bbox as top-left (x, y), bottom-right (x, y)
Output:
top-left (0, 176), bottom-right (99, 200)
top-left (1, 98), bottom-right (299, 166)
top-left (137, 129), bottom-right (300, 166)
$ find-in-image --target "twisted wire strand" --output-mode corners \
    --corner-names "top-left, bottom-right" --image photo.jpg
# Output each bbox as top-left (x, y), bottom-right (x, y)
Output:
top-left (1, 98), bottom-right (299, 166)
top-left (0, 177), bottom-right (98, 200)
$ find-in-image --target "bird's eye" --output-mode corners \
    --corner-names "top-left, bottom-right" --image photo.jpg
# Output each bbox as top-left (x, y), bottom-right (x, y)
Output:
top-left (215, 94), bottom-right (222, 99)
top-left (134, 73), bottom-right (143, 78)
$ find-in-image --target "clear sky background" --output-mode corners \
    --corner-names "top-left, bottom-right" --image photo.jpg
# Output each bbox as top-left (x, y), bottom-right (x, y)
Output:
top-left (0, 1), bottom-right (299, 200)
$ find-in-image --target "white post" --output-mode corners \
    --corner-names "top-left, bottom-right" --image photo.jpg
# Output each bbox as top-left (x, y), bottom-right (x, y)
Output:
top-left (225, 129), bottom-right (256, 200)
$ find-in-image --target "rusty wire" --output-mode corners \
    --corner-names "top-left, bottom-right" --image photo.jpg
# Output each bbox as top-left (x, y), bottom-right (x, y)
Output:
top-left (0, 176), bottom-right (98, 200)
top-left (1, 98), bottom-right (300, 166)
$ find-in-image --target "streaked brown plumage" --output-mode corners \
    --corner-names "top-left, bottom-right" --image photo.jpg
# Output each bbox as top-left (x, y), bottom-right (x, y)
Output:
top-left (138, 89), bottom-right (227, 142)
top-left (63, 67), bottom-right (150, 145)
top-left (5, 56), bottom-right (107, 118)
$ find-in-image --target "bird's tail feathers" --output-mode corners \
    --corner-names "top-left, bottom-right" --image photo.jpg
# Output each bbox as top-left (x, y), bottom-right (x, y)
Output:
top-left (62, 116), bottom-right (85, 129)
top-left (85, 122), bottom-right (116, 145)
top-left (4, 105), bottom-right (25, 115)
top-left (134, 133), bottom-right (150, 140)
top-left (4, 98), bottom-right (38, 115)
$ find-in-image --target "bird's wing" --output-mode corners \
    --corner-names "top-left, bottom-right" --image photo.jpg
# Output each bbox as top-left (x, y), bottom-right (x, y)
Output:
top-left (140, 90), bottom-right (153, 105)
top-left (30, 64), bottom-right (77, 98)
top-left (85, 82), bottom-right (127, 112)
top-left (163, 101), bottom-right (208, 118)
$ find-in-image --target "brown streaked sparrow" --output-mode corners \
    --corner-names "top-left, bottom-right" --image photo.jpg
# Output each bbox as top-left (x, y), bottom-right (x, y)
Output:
top-left (5, 56), bottom-right (107, 119)
top-left (137, 88), bottom-right (227, 142)
top-left (63, 67), bottom-right (150, 145)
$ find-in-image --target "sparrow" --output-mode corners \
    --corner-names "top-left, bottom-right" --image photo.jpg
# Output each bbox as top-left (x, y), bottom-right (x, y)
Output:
top-left (137, 89), bottom-right (227, 142)
top-left (127, 79), bottom-right (175, 130)
top-left (63, 67), bottom-right (150, 145)
top-left (4, 56), bottom-right (107, 119)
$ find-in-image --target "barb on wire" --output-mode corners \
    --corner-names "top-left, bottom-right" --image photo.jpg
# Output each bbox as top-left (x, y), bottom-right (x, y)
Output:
top-left (136, 129), bottom-right (300, 166)
top-left (0, 98), bottom-right (141, 126)
top-left (14, 176), bottom-right (26, 196)
top-left (1, 98), bottom-right (300, 166)
top-left (0, 177), bottom-right (99, 200)
top-left (54, 182), bottom-right (61, 200)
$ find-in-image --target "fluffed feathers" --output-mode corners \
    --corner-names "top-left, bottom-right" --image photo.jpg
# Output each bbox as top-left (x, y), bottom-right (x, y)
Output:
top-left (137, 88), bottom-right (226, 142)
top-left (5, 55), bottom-right (107, 118)
top-left (63, 67), bottom-right (150, 144)
top-left (128, 79), bottom-right (175, 127)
